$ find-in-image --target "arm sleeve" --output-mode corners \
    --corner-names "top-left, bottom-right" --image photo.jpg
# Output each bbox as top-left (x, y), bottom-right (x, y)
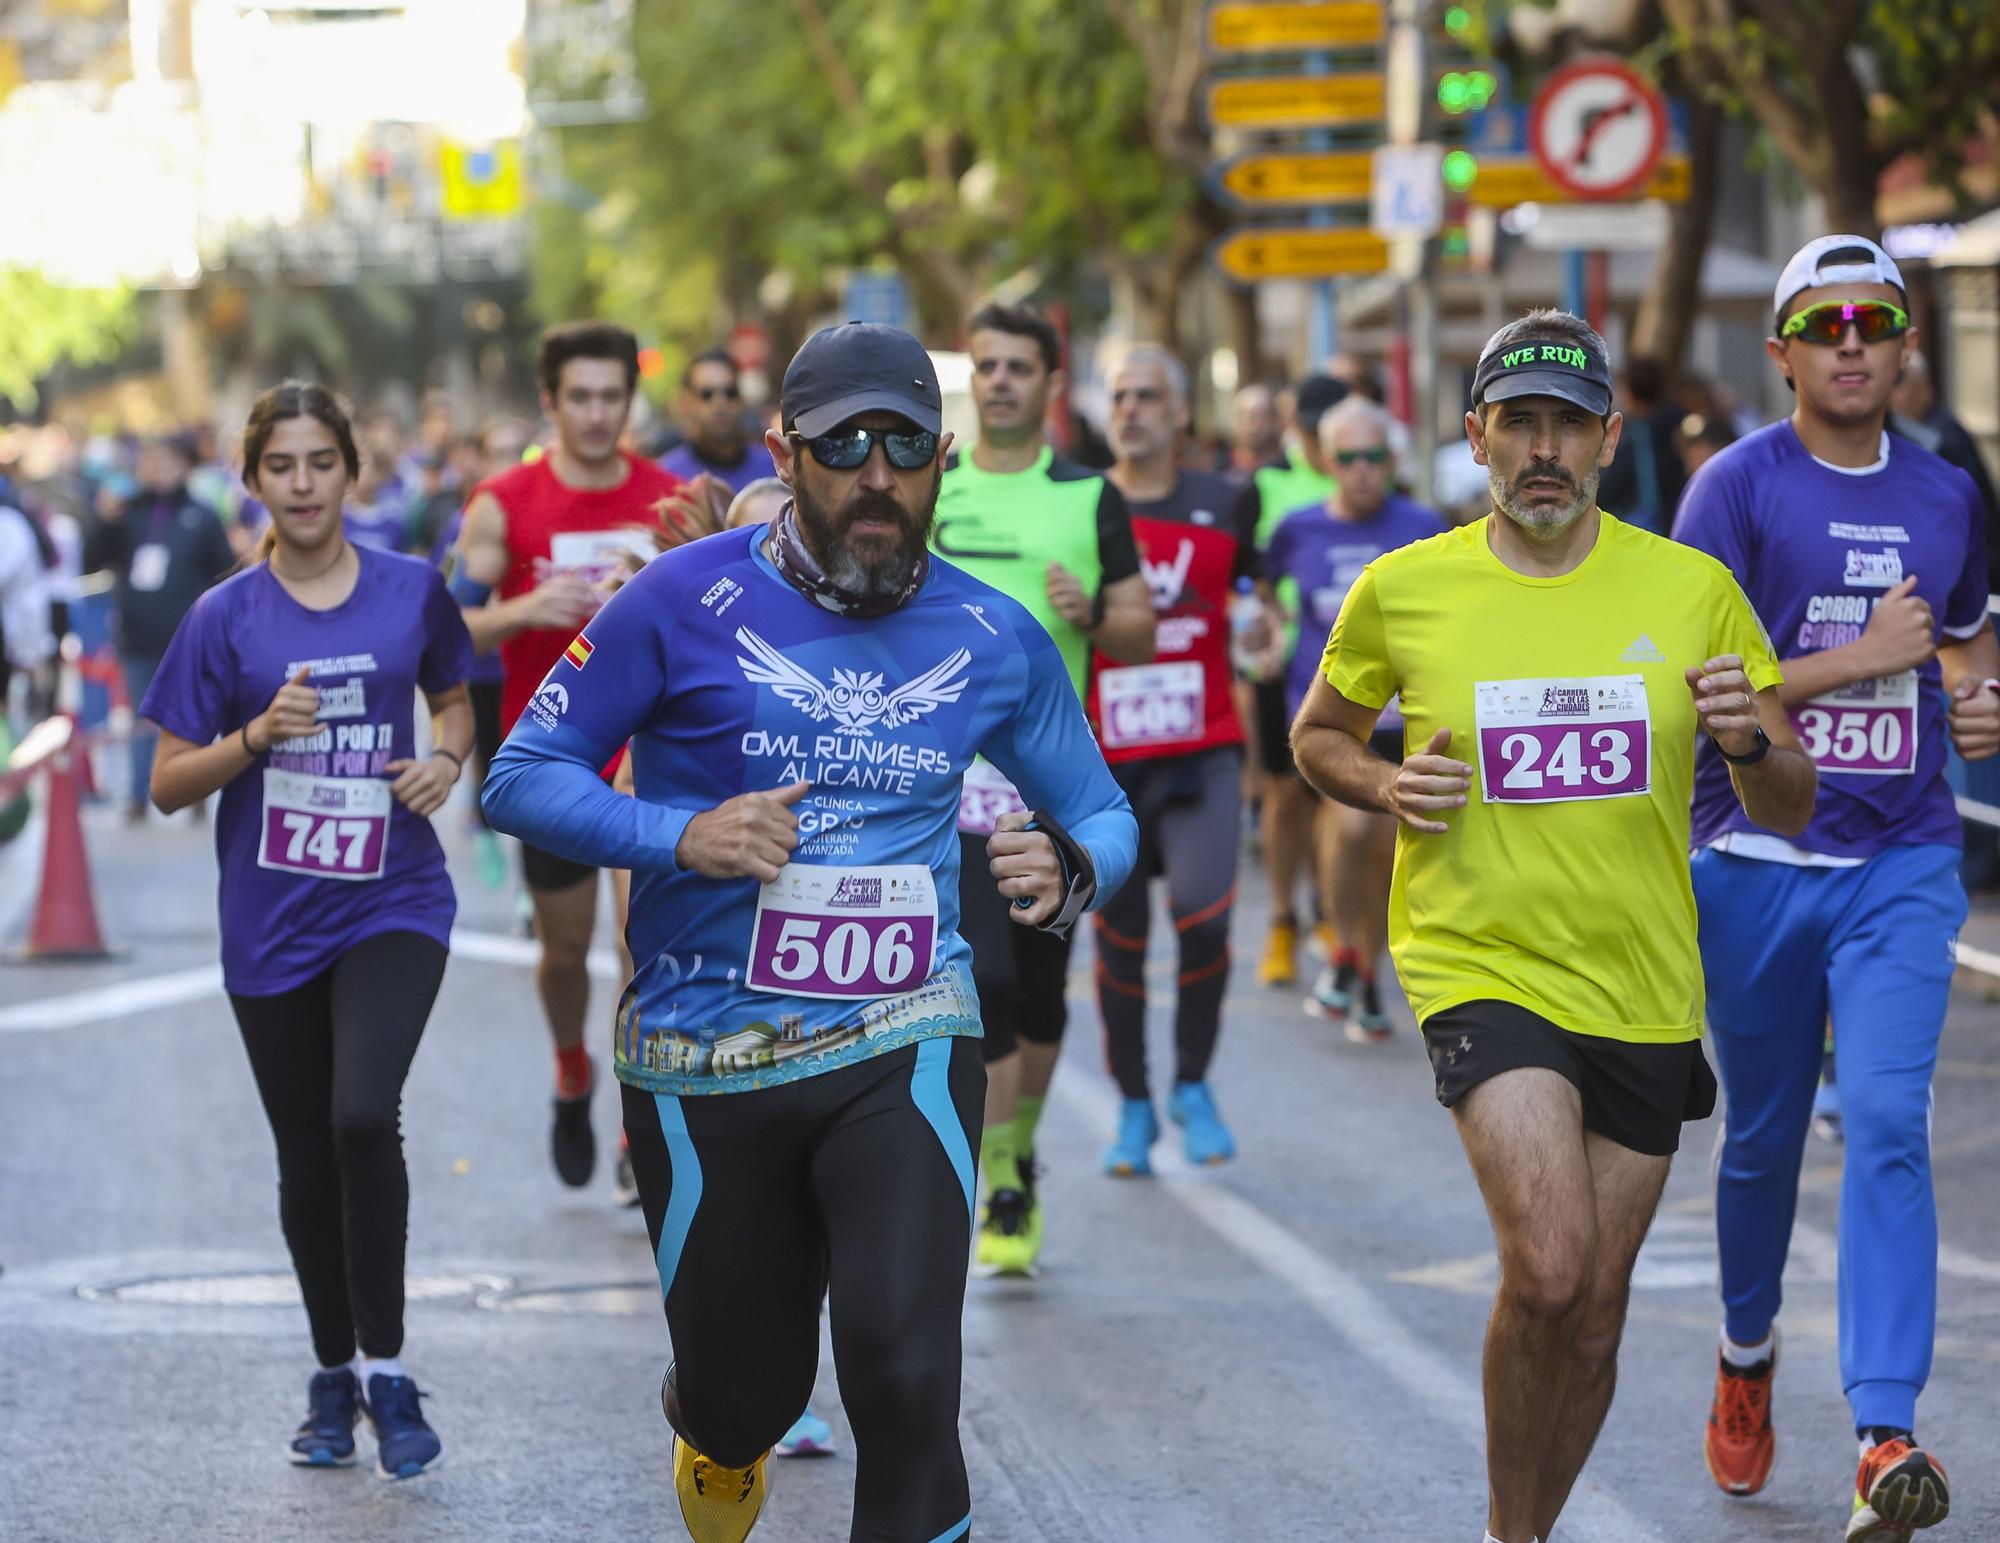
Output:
top-left (978, 628), bottom-right (1138, 911)
top-left (1093, 482), bottom-right (1141, 586)
top-left (417, 567), bottom-right (477, 695)
top-left (479, 572), bottom-right (702, 872)
top-left (138, 593), bottom-right (235, 743)
top-left (1318, 564), bottom-right (1394, 709)
top-left (1712, 570), bottom-right (1785, 692)
top-left (1229, 482), bottom-right (1263, 582)
top-left (1941, 471), bottom-right (1991, 637)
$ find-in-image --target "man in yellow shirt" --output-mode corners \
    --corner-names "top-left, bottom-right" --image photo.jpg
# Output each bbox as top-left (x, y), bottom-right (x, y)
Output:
top-left (1292, 309), bottom-right (1817, 1543)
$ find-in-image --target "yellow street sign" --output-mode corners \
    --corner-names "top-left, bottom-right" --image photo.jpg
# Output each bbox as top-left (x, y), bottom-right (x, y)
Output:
top-left (1208, 3), bottom-right (1386, 53)
top-left (1207, 73), bottom-right (1386, 131)
top-left (1210, 227), bottom-right (1391, 284)
top-left (1465, 152), bottom-right (1690, 207)
top-left (440, 140), bottom-right (524, 220)
top-left (1210, 151), bottom-right (1376, 209)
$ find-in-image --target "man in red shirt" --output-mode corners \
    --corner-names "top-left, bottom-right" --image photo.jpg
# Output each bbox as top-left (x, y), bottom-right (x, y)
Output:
top-left (450, 321), bottom-right (681, 1191)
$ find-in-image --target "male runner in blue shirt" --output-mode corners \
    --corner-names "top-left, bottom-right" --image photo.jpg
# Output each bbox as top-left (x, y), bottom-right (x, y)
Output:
top-left (484, 321), bottom-right (1138, 1543)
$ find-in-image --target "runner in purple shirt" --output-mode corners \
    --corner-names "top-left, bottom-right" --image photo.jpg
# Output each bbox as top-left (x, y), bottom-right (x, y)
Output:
top-left (142, 383), bottom-right (475, 1482)
top-left (1262, 396), bottom-right (1447, 1041)
top-left (1673, 235), bottom-right (1998, 1538)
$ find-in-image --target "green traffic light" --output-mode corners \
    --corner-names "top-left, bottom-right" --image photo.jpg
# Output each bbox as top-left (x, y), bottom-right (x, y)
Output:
top-left (1444, 5), bottom-right (1473, 37)
top-left (1466, 70), bottom-right (1496, 108)
top-left (1437, 72), bottom-right (1469, 113)
top-left (1442, 149), bottom-right (1478, 191)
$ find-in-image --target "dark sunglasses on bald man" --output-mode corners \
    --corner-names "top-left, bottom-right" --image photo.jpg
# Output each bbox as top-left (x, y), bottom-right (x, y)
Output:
top-left (1334, 447), bottom-right (1391, 467)
top-left (790, 425), bottom-right (939, 471)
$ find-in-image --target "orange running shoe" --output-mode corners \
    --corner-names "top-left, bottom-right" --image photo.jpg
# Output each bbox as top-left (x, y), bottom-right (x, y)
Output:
top-left (1847, 1437), bottom-right (1950, 1540)
top-left (1704, 1340), bottom-right (1777, 1497)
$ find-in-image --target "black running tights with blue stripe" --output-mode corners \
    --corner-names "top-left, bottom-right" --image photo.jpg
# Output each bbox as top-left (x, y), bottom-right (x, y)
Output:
top-left (623, 1035), bottom-right (983, 1543)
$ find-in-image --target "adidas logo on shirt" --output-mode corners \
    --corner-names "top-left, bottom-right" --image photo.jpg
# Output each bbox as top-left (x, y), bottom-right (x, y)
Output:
top-left (1621, 634), bottom-right (1666, 662)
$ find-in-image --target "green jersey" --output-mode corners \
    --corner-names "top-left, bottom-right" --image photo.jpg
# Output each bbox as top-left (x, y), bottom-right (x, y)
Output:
top-left (1252, 447), bottom-right (1335, 548)
top-left (933, 445), bottom-right (1140, 697)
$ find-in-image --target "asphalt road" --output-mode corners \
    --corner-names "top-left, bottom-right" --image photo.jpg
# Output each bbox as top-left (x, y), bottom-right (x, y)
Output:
top-left (4, 793), bottom-right (1999, 1542)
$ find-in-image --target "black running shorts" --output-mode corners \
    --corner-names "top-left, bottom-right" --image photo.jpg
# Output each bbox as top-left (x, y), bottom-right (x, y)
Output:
top-left (1421, 999), bottom-right (1718, 1156)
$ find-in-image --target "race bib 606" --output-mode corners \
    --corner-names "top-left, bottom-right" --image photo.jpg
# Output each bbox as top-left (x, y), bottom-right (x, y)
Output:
top-left (1474, 675), bottom-right (1651, 804)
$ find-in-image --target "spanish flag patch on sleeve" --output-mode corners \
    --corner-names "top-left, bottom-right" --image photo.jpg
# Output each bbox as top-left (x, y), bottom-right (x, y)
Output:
top-left (563, 635), bottom-right (593, 670)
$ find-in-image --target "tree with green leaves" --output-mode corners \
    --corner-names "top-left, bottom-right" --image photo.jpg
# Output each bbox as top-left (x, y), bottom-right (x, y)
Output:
top-left (532, 0), bottom-right (1229, 366)
top-left (0, 270), bottom-right (137, 411)
top-left (1658, 0), bottom-right (2000, 237)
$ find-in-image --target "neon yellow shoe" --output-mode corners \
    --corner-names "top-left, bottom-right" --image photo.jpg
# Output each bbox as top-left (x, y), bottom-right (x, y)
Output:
top-left (1258, 922), bottom-right (1297, 988)
top-left (973, 1187), bottom-right (1040, 1277)
top-left (673, 1433), bottom-right (769, 1543)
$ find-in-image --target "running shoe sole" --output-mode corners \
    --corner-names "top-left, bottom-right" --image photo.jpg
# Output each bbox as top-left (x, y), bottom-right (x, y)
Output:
top-left (376, 1450), bottom-right (442, 1481)
top-left (1849, 1449), bottom-right (1949, 1538)
top-left (286, 1443), bottom-right (356, 1468)
top-left (1344, 1017), bottom-right (1392, 1045)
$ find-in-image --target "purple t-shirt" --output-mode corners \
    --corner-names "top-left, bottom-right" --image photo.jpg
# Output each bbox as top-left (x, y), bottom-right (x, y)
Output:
top-left (659, 439), bottom-right (777, 496)
top-left (1265, 493), bottom-right (1449, 721)
top-left (141, 545), bottom-right (474, 994)
top-left (1674, 420), bottom-right (1989, 858)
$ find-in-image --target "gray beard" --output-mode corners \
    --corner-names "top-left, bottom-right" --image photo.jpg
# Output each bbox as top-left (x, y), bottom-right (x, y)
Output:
top-left (1491, 466), bottom-right (1597, 539)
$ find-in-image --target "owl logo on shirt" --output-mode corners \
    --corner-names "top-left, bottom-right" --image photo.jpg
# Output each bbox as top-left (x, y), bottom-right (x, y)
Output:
top-left (734, 627), bottom-right (971, 736)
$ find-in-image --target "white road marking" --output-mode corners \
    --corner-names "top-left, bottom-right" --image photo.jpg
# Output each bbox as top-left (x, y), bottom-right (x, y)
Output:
top-left (0, 963), bottom-right (223, 1033)
top-left (1052, 1075), bottom-right (1667, 1543)
top-left (0, 928), bottom-right (620, 1033)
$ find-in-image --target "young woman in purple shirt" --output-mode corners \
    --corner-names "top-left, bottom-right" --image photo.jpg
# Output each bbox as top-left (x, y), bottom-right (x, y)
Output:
top-left (142, 383), bottom-right (475, 1479)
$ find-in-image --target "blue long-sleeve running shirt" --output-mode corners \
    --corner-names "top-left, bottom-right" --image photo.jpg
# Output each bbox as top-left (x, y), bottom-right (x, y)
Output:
top-left (484, 523), bottom-right (1138, 1096)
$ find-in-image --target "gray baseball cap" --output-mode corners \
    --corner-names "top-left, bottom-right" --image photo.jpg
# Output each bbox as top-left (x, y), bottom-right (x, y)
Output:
top-left (1471, 321), bottom-right (1615, 418)
top-left (781, 322), bottom-right (942, 438)
top-left (1773, 235), bottom-right (1906, 328)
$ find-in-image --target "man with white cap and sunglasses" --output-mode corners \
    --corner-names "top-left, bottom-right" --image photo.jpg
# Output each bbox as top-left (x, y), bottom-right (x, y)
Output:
top-left (1675, 234), bottom-right (1998, 1539)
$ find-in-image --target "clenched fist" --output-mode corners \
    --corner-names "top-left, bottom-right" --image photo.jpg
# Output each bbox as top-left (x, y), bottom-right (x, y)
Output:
top-left (675, 780), bottom-right (811, 882)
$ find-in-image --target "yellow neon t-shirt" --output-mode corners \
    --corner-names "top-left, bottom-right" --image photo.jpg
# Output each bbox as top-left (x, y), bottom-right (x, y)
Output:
top-left (1319, 513), bottom-right (1782, 1043)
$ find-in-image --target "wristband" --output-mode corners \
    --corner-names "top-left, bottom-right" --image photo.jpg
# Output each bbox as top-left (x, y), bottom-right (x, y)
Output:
top-left (433, 747), bottom-right (465, 772)
top-left (1011, 809), bottom-right (1098, 938)
top-left (1716, 726), bottom-right (1771, 766)
top-left (241, 722), bottom-right (261, 757)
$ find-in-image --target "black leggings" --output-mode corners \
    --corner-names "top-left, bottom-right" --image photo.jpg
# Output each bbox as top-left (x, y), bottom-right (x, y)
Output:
top-left (1094, 748), bottom-right (1241, 1100)
top-left (956, 832), bottom-right (1074, 1063)
top-left (230, 930), bottom-right (447, 1368)
top-left (623, 1037), bottom-right (982, 1543)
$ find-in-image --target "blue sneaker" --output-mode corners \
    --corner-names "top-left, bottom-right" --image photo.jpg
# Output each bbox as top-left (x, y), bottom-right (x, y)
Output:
top-left (361, 1373), bottom-right (442, 1480)
top-left (288, 1368), bottom-right (359, 1467)
top-left (774, 1407), bottom-right (836, 1457)
top-left (1102, 1098), bottom-right (1159, 1177)
top-left (1304, 961), bottom-right (1356, 1025)
top-left (1168, 1082), bottom-right (1236, 1165)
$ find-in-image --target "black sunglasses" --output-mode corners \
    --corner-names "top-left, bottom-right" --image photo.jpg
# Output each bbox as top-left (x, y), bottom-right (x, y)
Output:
top-left (790, 426), bottom-right (939, 471)
top-left (693, 385), bottom-right (741, 401)
top-left (1334, 447), bottom-right (1391, 467)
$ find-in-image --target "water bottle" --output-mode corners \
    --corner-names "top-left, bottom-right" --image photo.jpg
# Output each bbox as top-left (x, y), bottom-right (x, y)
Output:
top-left (1229, 577), bottom-right (1265, 680)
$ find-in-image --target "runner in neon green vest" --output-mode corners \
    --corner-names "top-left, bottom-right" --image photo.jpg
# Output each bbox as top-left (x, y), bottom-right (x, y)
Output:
top-left (936, 300), bottom-right (1153, 1278)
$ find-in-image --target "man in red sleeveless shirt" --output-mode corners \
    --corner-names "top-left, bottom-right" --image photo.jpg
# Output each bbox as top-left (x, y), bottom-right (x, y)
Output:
top-left (1091, 344), bottom-right (1269, 1177)
top-left (450, 321), bottom-right (681, 1190)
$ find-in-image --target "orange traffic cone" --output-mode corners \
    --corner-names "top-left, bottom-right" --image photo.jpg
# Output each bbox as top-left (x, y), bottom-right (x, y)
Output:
top-left (25, 721), bottom-right (111, 960)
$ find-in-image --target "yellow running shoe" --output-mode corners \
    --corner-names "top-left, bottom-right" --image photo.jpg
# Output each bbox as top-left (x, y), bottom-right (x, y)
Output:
top-left (1258, 922), bottom-right (1297, 987)
top-left (973, 1186), bottom-right (1039, 1277)
top-left (674, 1433), bottom-right (769, 1543)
